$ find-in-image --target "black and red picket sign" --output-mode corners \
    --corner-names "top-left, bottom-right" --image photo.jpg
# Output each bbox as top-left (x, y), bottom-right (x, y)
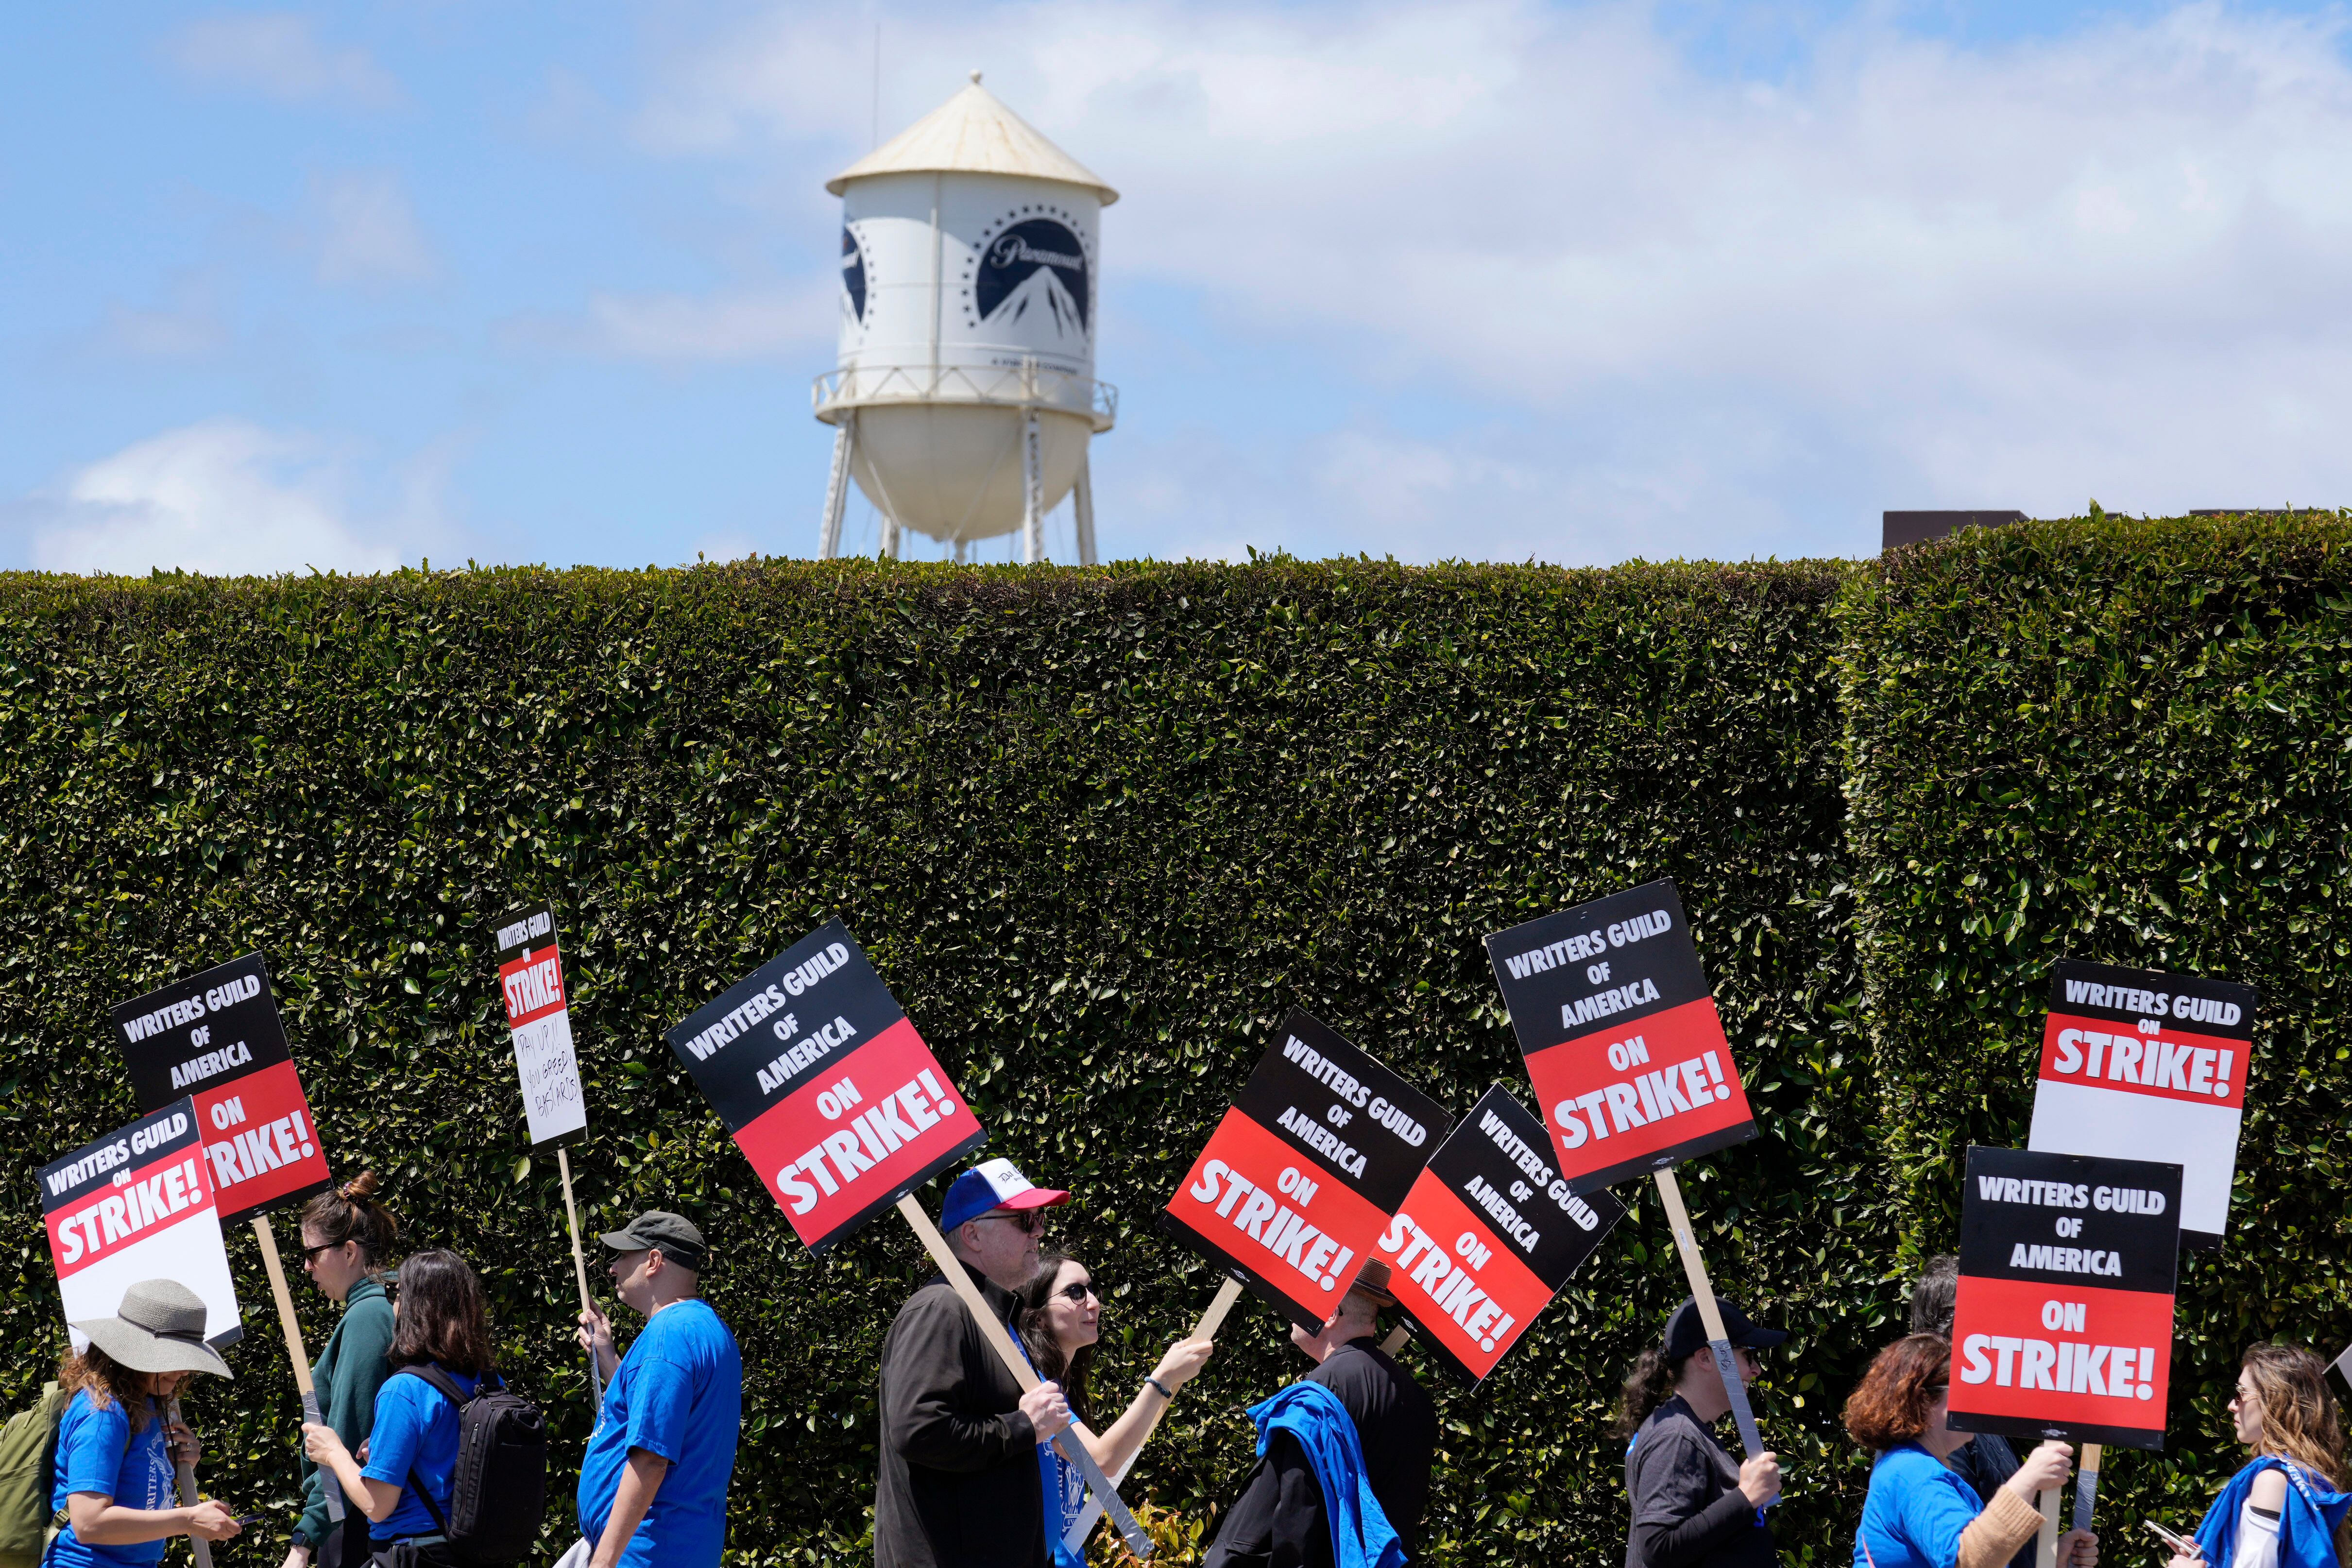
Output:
top-left (1485, 879), bottom-right (1755, 1193)
top-left (664, 919), bottom-right (985, 1254)
top-left (2028, 958), bottom-right (2256, 1248)
top-left (1161, 1009), bottom-right (1451, 1333)
top-left (1948, 1144), bottom-right (2183, 1451)
top-left (1369, 1084), bottom-right (1624, 1384)
top-left (113, 954), bottom-right (333, 1224)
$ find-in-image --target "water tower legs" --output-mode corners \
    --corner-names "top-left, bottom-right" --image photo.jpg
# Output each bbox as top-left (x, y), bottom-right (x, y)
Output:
top-left (1020, 406), bottom-right (1045, 565)
top-left (818, 416), bottom-right (858, 559)
top-left (1073, 454), bottom-right (1097, 567)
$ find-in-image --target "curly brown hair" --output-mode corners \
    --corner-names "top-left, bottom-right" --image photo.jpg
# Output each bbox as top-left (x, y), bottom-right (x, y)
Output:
top-left (1613, 1346), bottom-right (1699, 1441)
top-left (1845, 1333), bottom-right (1950, 1451)
top-left (2241, 1343), bottom-right (2351, 1488)
top-left (57, 1343), bottom-right (156, 1432)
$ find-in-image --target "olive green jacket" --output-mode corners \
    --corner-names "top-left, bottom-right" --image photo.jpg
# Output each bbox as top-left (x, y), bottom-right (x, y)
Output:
top-left (294, 1275), bottom-right (395, 1551)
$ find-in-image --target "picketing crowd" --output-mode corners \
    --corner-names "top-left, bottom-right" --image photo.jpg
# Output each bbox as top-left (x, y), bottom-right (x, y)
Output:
top-left (28, 1153), bottom-right (2351, 1568)
top-left (12, 880), bottom-right (2317, 1568)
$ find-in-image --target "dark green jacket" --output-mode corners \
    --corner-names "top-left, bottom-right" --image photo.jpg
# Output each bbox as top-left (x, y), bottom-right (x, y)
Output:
top-left (295, 1275), bottom-right (396, 1550)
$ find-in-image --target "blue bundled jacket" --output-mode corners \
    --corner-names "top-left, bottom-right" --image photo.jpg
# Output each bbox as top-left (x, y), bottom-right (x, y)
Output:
top-left (2194, 1456), bottom-right (2352, 1568)
top-left (1244, 1381), bottom-right (1406, 1568)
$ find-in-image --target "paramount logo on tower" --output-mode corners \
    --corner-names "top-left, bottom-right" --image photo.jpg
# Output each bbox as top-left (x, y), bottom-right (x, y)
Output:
top-left (974, 216), bottom-right (1091, 332)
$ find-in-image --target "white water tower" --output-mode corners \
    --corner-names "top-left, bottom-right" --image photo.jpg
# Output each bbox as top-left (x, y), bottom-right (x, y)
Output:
top-left (815, 72), bottom-right (1116, 564)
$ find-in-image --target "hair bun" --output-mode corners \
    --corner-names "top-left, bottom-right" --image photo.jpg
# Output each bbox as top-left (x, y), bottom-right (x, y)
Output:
top-left (339, 1170), bottom-right (383, 1202)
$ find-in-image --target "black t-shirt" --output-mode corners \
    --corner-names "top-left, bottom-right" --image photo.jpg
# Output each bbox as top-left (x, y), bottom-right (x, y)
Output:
top-left (1204, 1337), bottom-right (1439, 1568)
top-left (1624, 1396), bottom-right (1777, 1568)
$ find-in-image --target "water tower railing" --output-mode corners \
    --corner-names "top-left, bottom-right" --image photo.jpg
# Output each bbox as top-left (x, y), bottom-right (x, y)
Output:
top-left (812, 363), bottom-right (1116, 433)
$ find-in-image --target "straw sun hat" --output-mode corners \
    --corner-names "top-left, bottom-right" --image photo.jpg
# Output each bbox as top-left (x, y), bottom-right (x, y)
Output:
top-left (70, 1280), bottom-right (231, 1378)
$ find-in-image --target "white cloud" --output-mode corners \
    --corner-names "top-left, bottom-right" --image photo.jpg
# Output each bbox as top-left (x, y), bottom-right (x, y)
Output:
top-left (164, 14), bottom-right (400, 106)
top-left (637, 0), bottom-right (2352, 552)
top-left (7, 420), bottom-right (454, 577)
top-left (311, 171), bottom-right (437, 286)
top-left (502, 280), bottom-right (835, 362)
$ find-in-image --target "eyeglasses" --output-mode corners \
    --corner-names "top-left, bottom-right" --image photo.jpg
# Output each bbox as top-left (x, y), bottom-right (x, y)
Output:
top-left (300, 1242), bottom-right (342, 1265)
top-left (974, 1209), bottom-right (1047, 1236)
top-left (1057, 1280), bottom-right (1099, 1304)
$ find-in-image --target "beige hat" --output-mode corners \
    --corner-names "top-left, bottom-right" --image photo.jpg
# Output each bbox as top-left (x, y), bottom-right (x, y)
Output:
top-left (1347, 1259), bottom-right (1398, 1307)
top-left (71, 1280), bottom-right (231, 1379)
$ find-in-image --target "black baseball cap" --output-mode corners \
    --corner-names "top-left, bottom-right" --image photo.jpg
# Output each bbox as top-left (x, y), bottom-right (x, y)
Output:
top-left (1663, 1295), bottom-right (1786, 1363)
top-left (599, 1210), bottom-right (708, 1272)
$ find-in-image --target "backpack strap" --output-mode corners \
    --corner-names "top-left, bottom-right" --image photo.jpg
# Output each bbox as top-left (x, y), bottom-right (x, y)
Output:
top-left (404, 1464), bottom-right (452, 1539)
top-left (391, 1365), bottom-right (469, 1408)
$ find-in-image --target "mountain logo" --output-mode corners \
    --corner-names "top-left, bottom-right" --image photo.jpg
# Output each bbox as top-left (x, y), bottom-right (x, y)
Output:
top-left (970, 215), bottom-right (1090, 336)
top-left (841, 226), bottom-right (868, 325)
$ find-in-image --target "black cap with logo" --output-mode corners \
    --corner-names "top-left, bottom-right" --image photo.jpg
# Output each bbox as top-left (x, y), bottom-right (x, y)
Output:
top-left (1663, 1295), bottom-right (1786, 1363)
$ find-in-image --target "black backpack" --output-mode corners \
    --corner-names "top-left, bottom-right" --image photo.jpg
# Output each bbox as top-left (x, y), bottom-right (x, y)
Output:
top-left (392, 1366), bottom-right (547, 1566)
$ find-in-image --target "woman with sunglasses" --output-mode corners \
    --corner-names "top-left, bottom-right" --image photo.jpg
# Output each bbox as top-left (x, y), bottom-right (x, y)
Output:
top-left (2160, 1342), bottom-right (2352, 1568)
top-left (286, 1171), bottom-right (401, 1568)
top-left (1845, 1334), bottom-right (2097, 1568)
top-left (1017, 1250), bottom-right (1215, 1564)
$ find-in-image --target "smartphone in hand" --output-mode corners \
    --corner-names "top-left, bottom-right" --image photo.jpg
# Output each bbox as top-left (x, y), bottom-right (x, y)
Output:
top-left (2145, 1519), bottom-right (2199, 1555)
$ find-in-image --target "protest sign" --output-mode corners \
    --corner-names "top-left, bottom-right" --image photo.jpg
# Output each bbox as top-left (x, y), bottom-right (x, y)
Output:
top-left (1161, 1009), bottom-right (1452, 1334)
top-left (494, 903), bottom-right (588, 1145)
top-left (665, 918), bottom-right (1154, 1557)
top-left (1949, 1145), bottom-right (2183, 1452)
top-left (2028, 958), bottom-right (2256, 1248)
top-left (493, 900), bottom-right (602, 1407)
top-left (1486, 879), bottom-right (1770, 1462)
top-left (40, 1099), bottom-right (240, 1347)
top-left (1484, 879), bottom-right (1755, 1194)
top-left (113, 954), bottom-right (331, 1223)
top-left (665, 919), bottom-right (987, 1255)
top-left (1371, 1085), bottom-right (1625, 1384)
top-left (113, 954), bottom-right (347, 1524)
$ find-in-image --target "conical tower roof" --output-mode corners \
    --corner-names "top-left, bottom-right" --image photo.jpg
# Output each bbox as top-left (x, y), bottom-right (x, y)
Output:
top-left (827, 72), bottom-right (1118, 205)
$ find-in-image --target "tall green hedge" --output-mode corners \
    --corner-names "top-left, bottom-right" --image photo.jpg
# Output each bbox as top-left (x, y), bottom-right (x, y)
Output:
top-left (0, 518), bottom-right (2344, 1566)
top-left (1840, 513), bottom-right (2352, 1529)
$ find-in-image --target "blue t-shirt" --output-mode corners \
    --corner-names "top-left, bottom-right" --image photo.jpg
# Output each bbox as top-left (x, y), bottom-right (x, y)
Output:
top-left (577, 1300), bottom-right (742, 1568)
top-left (1856, 1443), bottom-right (1988, 1568)
top-left (360, 1365), bottom-right (482, 1540)
top-left (45, 1390), bottom-right (173, 1568)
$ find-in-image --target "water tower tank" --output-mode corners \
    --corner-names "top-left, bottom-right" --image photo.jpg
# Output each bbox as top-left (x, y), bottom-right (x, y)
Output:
top-left (815, 72), bottom-right (1117, 564)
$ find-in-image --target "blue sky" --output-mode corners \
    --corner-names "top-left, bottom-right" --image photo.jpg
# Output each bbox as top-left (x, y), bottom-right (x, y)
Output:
top-left (4, 0), bottom-right (2350, 574)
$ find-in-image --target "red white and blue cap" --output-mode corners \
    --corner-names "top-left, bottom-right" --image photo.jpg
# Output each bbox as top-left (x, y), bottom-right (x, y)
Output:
top-left (940, 1158), bottom-right (1070, 1232)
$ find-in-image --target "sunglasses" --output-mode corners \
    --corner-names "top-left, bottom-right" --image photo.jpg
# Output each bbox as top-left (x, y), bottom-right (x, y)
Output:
top-left (299, 1241), bottom-right (343, 1265)
top-left (974, 1209), bottom-right (1047, 1236)
top-left (1057, 1279), bottom-right (1100, 1304)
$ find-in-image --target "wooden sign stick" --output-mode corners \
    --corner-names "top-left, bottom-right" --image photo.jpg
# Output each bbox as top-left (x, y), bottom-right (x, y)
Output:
top-left (2036, 1479), bottom-right (2063, 1568)
top-left (252, 1215), bottom-right (344, 1522)
top-left (2072, 1443), bottom-right (2101, 1534)
top-left (896, 1196), bottom-right (1155, 1561)
top-left (557, 1146), bottom-right (604, 1410)
top-left (1193, 1276), bottom-right (1244, 1341)
top-left (1379, 1324), bottom-right (1411, 1355)
top-left (165, 1396), bottom-right (211, 1568)
top-left (1653, 1168), bottom-right (1767, 1461)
